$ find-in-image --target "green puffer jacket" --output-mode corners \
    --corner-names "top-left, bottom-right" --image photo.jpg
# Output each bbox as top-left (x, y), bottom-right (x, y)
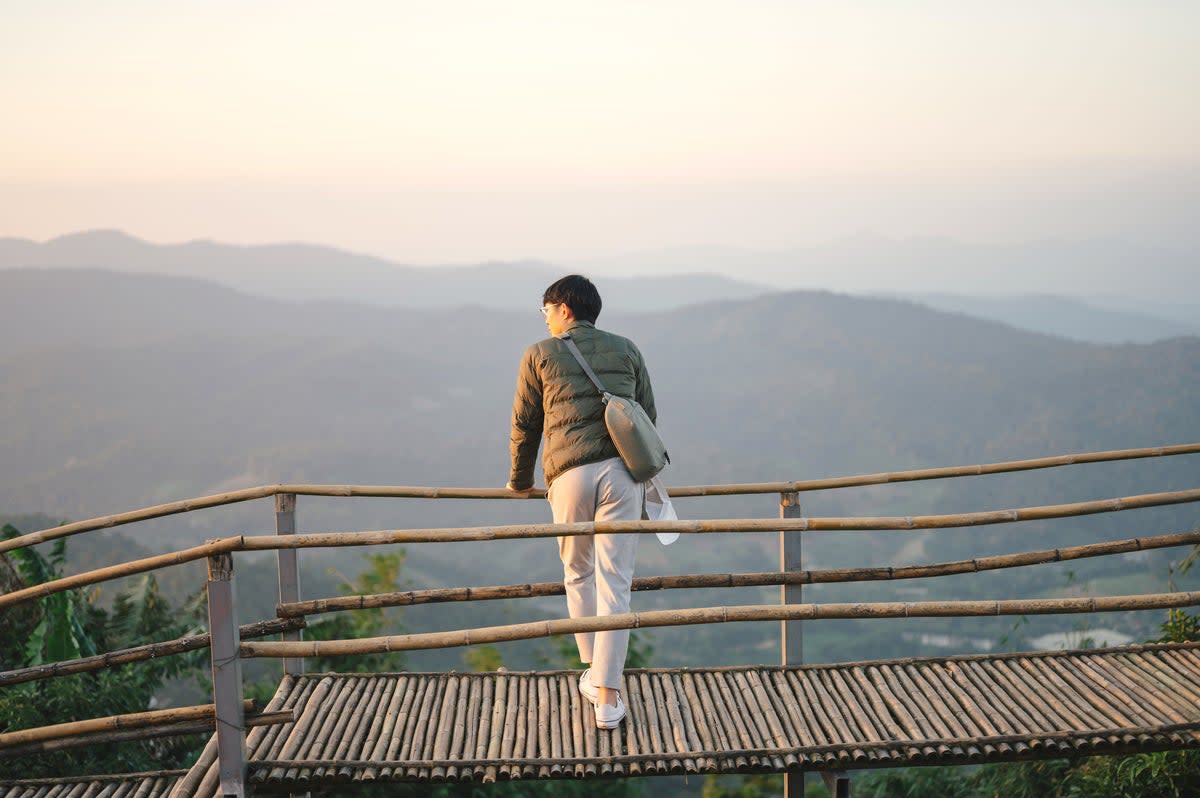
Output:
top-left (509, 320), bottom-right (657, 489)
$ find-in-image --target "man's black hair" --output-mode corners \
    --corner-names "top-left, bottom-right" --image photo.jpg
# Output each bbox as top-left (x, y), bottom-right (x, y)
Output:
top-left (543, 274), bottom-right (602, 324)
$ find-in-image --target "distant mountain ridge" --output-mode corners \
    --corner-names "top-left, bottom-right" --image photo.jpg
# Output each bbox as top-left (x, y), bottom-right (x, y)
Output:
top-left (0, 230), bottom-right (769, 311)
top-left (4, 230), bottom-right (1196, 344)
top-left (567, 237), bottom-right (1200, 305)
top-left (892, 292), bottom-right (1200, 344)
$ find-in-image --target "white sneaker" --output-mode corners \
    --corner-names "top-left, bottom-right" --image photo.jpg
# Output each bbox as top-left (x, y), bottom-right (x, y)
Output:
top-left (578, 668), bottom-right (599, 703)
top-left (594, 694), bottom-right (626, 729)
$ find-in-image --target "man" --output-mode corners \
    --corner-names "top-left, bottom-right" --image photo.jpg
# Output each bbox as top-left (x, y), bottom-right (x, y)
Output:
top-left (506, 274), bottom-right (658, 729)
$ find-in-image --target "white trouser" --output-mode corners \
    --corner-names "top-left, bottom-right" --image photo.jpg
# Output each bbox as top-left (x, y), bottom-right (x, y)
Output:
top-left (547, 457), bottom-right (644, 690)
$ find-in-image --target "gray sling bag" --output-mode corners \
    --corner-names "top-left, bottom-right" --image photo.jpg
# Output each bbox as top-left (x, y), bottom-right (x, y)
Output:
top-left (559, 333), bottom-right (669, 483)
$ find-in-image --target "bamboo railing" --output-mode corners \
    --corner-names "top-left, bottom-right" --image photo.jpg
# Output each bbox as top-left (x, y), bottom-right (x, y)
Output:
top-left (242, 591), bottom-right (1200, 659)
top-left (3, 441), bottom-right (1197, 555)
top-left (234, 486), bottom-right (1200, 552)
top-left (1, 441), bottom-right (1199, 788)
top-left (0, 701), bottom-right (259, 750)
top-left (0, 537), bottom-right (243, 611)
top-left (4, 486), bottom-right (1199, 613)
top-left (0, 617), bottom-right (305, 687)
top-left (0, 712), bottom-right (295, 761)
top-left (276, 528), bottom-right (1200, 618)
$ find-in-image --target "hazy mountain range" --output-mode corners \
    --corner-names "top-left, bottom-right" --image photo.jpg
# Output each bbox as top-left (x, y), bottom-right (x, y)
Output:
top-left (2, 230), bottom-right (1197, 344)
top-left (3, 266), bottom-right (1196, 539)
top-left (0, 230), bottom-right (767, 312)
top-left (567, 238), bottom-right (1200, 311)
top-left (887, 292), bottom-right (1200, 344)
top-left (2, 266), bottom-right (1198, 665)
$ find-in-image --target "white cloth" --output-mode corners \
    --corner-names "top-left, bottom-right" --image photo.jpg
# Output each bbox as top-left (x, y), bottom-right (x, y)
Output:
top-left (644, 475), bottom-right (679, 545)
top-left (546, 457), bottom-right (643, 690)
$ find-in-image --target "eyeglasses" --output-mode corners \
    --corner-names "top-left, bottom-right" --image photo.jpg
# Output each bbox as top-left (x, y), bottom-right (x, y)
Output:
top-left (540, 304), bottom-right (556, 317)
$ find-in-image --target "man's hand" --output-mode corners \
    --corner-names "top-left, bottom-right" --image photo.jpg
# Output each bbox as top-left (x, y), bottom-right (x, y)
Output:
top-left (505, 481), bottom-right (535, 498)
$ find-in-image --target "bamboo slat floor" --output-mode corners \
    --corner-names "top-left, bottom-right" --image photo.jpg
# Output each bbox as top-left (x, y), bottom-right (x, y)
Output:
top-left (0, 771), bottom-right (184, 797)
top-left (171, 641), bottom-right (1200, 792)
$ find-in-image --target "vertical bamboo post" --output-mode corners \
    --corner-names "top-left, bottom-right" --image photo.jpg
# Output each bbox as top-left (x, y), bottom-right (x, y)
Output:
top-left (207, 550), bottom-right (246, 797)
top-left (275, 493), bottom-right (304, 675)
top-left (779, 491), bottom-right (803, 798)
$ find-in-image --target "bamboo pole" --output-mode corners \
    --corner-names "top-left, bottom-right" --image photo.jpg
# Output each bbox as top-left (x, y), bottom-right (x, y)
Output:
top-left (1111, 656), bottom-right (1200, 721)
top-left (0, 711), bottom-right (293, 761)
top-left (811, 669), bottom-right (872, 762)
top-left (480, 674), bottom-right (503, 783)
top-left (239, 486), bottom-right (1200, 550)
top-left (535, 676), bottom-right (552, 778)
top-left (744, 670), bottom-right (795, 769)
top-left (0, 701), bottom-right (257, 748)
top-left (664, 442), bottom-right (1200, 497)
top-left (173, 732), bottom-right (219, 797)
top-left (638, 672), bottom-right (669, 772)
top-left (768, 670), bottom-right (821, 766)
top-left (8, 441), bottom-right (1196, 555)
top-left (275, 529), bottom-right (1200, 617)
top-left (821, 668), bottom-right (890, 761)
top-left (241, 591), bottom-right (1200, 658)
top-left (672, 672), bottom-right (713, 773)
top-left (0, 487), bottom-right (275, 555)
top-left (0, 770), bottom-right (188, 787)
top-left (0, 536), bottom-right (243, 611)
top-left (519, 673), bottom-right (536, 779)
top-left (466, 676), bottom-right (488, 781)
top-left (0, 617), bottom-right (305, 686)
top-left (701, 670), bottom-right (749, 771)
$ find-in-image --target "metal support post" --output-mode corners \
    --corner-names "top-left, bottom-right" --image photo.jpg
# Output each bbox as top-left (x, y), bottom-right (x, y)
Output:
top-left (275, 493), bottom-right (304, 675)
top-left (779, 491), bottom-right (803, 665)
top-left (207, 551), bottom-right (246, 798)
top-left (779, 491), bottom-right (804, 798)
top-left (821, 771), bottom-right (851, 797)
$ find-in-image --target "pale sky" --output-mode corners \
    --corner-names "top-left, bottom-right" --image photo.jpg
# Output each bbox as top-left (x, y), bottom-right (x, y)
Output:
top-left (2, 1), bottom-right (1198, 264)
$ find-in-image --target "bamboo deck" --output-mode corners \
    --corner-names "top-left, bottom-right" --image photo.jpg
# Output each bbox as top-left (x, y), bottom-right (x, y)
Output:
top-left (0, 770), bottom-right (184, 797)
top-left (174, 641), bottom-right (1200, 792)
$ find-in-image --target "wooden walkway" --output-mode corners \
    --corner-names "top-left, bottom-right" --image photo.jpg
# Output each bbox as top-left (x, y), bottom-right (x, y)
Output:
top-left (168, 641), bottom-right (1200, 793)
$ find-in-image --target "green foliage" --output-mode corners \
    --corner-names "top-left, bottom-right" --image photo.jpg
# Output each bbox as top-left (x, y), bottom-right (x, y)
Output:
top-left (1, 527), bottom-right (97, 668)
top-left (858, 765), bottom-right (986, 798)
top-left (305, 551), bottom-right (409, 672)
top-left (464, 645), bottom-right (505, 672)
top-left (1068, 751), bottom-right (1200, 798)
top-left (1156, 541), bottom-right (1200, 643)
top-left (968, 758), bottom-right (1078, 798)
top-left (701, 773), bottom-right (782, 798)
top-left (539, 630), bottom-right (654, 671)
top-left (1156, 606), bottom-right (1200, 643)
top-left (625, 630), bottom-right (655, 669)
top-left (0, 525), bottom-right (205, 778)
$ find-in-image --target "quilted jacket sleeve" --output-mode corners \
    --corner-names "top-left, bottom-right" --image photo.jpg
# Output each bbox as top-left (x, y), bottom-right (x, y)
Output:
top-left (508, 346), bottom-right (544, 490)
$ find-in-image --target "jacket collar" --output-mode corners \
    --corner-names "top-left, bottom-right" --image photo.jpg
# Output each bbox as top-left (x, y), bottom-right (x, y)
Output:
top-left (563, 320), bottom-right (594, 336)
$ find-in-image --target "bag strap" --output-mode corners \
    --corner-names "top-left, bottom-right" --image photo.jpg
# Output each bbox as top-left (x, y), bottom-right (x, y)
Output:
top-left (558, 333), bottom-right (612, 402)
